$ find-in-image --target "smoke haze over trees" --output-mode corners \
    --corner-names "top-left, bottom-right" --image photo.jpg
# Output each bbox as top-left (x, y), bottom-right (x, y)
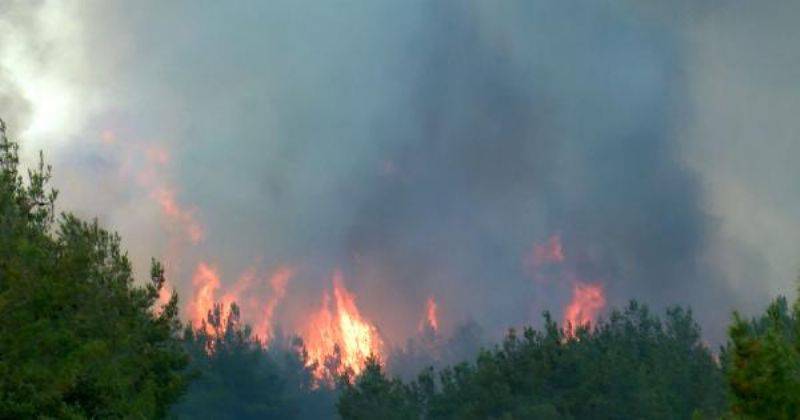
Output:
top-left (1, 118), bottom-right (799, 417)
top-left (1, 1), bottom-right (799, 348)
top-left (1, 0), bottom-right (799, 418)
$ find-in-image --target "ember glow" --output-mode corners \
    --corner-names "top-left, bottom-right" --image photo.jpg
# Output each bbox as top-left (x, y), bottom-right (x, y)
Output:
top-left (302, 272), bottom-right (383, 379)
top-left (563, 282), bottom-right (606, 332)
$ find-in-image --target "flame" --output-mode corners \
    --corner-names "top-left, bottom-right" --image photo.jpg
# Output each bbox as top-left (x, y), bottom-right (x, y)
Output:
top-left (253, 267), bottom-right (293, 344)
top-left (189, 262), bottom-right (221, 328)
top-left (188, 264), bottom-right (292, 343)
top-left (419, 295), bottom-right (439, 334)
top-left (302, 272), bottom-right (383, 379)
top-left (150, 186), bottom-right (205, 244)
top-left (528, 235), bottom-right (565, 267)
top-left (219, 268), bottom-right (257, 312)
top-left (122, 141), bottom-right (206, 245)
top-left (157, 280), bottom-right (174, 308)
top-left (101, 134), bottom-right (205, 246)
top-left (563, 282), bottom-right (606, 332)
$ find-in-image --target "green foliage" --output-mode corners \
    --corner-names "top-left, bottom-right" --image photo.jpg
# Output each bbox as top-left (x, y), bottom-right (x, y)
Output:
top-left (0, 121), bottom-right (188, 418)
top-left (389, 319), bottom-right (485, 382)
top-left (337, 356), bottom-right (421, 420)
top-left (9, 116), bottom-right (800, 419)
top-left (171, 303), bottom-right (337, 419)
top-left (339, 302), bottom-right (727, 420)
top-left (726, 293), bottom-right (800, 419)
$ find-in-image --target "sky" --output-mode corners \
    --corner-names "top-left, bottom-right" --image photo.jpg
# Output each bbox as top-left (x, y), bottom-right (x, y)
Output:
top-left (0, 0), bottom-right (798, 345)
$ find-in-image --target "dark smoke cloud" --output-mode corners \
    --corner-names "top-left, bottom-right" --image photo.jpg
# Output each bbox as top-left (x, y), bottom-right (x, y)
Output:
top-left (335, 1), bottom-right (744, 341)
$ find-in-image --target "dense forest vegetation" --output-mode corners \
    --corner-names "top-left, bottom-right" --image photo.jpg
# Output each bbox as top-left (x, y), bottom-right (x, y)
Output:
top-left (1, 119), bottom-right (798, 419)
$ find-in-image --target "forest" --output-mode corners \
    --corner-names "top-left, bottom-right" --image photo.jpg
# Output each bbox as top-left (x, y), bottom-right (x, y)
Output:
top-left (1, 119), bottom-right (798, 419)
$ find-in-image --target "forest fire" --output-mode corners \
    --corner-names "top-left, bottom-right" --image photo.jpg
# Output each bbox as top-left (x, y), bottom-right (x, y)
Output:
top-left (419, 295), bottom-right (439, 334)
top-left (188, 262), bottom-right (222, 331)
top-left (302, 272), bottom-right (383, 380)
top-left (187, 262), bottom-right (292, 344)
top-left (150, 186), bottom-right (204, 244)
top-left (131, 142), bottom-right (206, 245)
top-left (529, 234), bottom-right (565, 267)
top-left (219, 268), bottom-right (256, 314)
top-left (253, 267), bottom-right (293, 343)
top-left (4, 2), bottom-right (786, 415)
top-left (563, 282), bottom-right (606, 333)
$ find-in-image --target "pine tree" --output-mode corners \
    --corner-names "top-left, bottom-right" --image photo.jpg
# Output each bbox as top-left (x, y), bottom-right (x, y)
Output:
top-left (0, 120), bottom-right (189, 418)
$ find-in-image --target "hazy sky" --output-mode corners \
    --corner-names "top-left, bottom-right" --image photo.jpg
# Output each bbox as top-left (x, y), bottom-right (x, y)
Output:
top-left (1, 0), bottom-right (798, 344)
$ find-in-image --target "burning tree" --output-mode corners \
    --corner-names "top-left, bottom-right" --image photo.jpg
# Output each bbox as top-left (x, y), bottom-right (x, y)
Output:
top-left (302, 272), bottom-right (384, 382)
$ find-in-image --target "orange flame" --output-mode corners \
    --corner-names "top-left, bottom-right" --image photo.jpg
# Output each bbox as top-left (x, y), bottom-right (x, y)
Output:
top-left (189, 264), bottom-right (292, 343)
top-left (302, 272), bottom-right (383, 379)
top-left (253, 267), bottom-right (293, 344)
top-left (129, 142), bottom-right (206, 245)
top-left (157, 280), bottom-right (174, 308)
top-left (150, 186), bottom-right (205, 244)
top-left (189, 262), bottom-right (221, 329)
top-left (419, 295), bottom-right (439, 334)
top-left (563, 282), bottom-right (606, 332)
top-left (219, 268), bottom-right (257, 312)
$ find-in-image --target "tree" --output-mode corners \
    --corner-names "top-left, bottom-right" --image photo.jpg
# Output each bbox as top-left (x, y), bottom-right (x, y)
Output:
top-left (339, 301), bottom-right (727, 419)
top-left (337, 356), bottom-right (421, 420)
top-left (172, 303), bottom-right (338, 419)
top-left (173, 303), bottom-right (293, 419)
top-left (726, 292), bottom-right (800, 418)
top-left (0, 120), bottom-right (188, 418)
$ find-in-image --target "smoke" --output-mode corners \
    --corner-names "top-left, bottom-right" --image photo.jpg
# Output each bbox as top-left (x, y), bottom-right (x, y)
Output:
top-left (1, 1), bottom-right (798, 346)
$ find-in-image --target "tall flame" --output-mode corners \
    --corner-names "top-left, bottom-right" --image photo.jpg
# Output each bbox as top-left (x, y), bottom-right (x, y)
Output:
top-left (189, 262), bottom-right (221, 328)
top-left (188, 263), bottom-right (292, 343)
top-left (253, 267), bottom-right (293, 344)
top-left (419, 295), bottom-right (439, 334)
top-left (302, 272), bottom-right (383, 379)
top-left (563, 282), bottom-right (606, 332)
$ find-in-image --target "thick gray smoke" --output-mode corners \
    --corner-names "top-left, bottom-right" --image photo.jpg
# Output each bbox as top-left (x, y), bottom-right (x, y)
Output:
top-left (2, 1), bottom-right (798, 345)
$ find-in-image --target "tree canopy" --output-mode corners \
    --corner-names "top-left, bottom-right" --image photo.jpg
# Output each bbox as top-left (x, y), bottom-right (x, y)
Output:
top-left (1, 118), bottom-right (799, 419)
top-left (726, 292), bottom-right (800, 418)
top-left (0, 121), bottom-right (188, 418)
top-left (171, 303), bottom-right (337, 419)
top-left (339, 302), bottom-right (727, 419)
